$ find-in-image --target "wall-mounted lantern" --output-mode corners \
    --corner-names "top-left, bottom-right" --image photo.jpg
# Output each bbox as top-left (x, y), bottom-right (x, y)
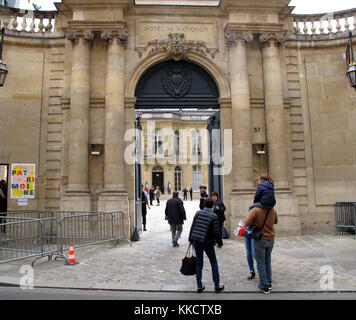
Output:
top-left (0, 27), bottom-right (8, 87)
top-left (346, 31), bottom-right (356, 89)
top-left (253, 143), bottom-right (266, 155)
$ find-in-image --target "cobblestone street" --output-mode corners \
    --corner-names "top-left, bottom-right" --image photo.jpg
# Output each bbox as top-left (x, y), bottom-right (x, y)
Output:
top-left (1, 199), bottom-right (356, 293)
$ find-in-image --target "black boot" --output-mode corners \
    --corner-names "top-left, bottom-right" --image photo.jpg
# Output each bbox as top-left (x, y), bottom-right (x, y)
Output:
top-left (247, 270), bottom-right (255, 280)
top-left (143, 225), bottom-right (147, 231)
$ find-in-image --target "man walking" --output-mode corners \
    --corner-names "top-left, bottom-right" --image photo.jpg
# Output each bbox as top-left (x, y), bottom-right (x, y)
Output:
top-left (155, 186), bottom-right (162, 206)
top-left (165, 191), bottom-right (186, 247)
top-left (189, 186), bottom-right (193, 201)
top-left (199, 185), bottom-right (209, 210)
top-left (189, 198), bottom-right (224, 293)
top-left (182, 187), bottom-right (188, 201)
top-left (244, 206), bottom-right (278, 294)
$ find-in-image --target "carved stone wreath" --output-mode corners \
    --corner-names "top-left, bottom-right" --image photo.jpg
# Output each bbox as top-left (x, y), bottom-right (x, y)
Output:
top-left (161, 66), bottom-right (192, 98)
top-left (139, 33), bottom-right (216, 60)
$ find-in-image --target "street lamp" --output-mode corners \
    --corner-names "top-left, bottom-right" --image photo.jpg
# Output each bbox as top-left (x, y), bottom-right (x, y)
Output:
top-left (346, 31), bottom-right (356, 89)
top-left (0, 27), bottom-right (8, 87)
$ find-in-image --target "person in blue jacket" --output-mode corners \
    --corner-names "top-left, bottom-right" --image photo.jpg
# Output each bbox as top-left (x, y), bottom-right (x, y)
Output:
top-left (249, 174), bottom-right (276, 211)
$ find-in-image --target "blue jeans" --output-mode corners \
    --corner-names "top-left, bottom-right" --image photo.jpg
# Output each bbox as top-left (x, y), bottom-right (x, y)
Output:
top-left (253, 239), bottom-right (274, 290)
top-left (193, 241), bottom-right (220, 289)
top-left (244, 236), bottom-right (255, 272)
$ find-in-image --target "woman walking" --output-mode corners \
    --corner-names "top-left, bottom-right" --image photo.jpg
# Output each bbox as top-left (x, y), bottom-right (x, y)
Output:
top-left (188, 198), bottom-right (224, 293)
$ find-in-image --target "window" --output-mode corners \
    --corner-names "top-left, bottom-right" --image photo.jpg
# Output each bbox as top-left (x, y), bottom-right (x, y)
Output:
top-left (174, 166), bottom-right (182, 191)
top-left (192, 165), bottom-right (202, 191)
top-left (153, 129), bottom-right (164, 156)
top-left (191, 130), bottom-right (201, 156)
top-left (174, 130), bottom-right (179, 156)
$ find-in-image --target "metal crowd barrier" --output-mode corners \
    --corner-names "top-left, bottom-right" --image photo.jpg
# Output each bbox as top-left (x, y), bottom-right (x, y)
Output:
top-left (0, 217), bottom-right (60, 266)
top-left (334, 202), bottom-right (356, 238)
top-left (0, 210), bottom-right (131, 266)
top-left (58, 211), bottom-right (129, 253)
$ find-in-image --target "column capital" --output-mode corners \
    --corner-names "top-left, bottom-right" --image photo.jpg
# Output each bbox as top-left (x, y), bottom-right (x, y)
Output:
top-left (225, 30), bottom-right (253, 49)
top-left (101, 28), bottom-right (128, 48)
top-left (66, 29), bottom-right (94, 46)
top-left (259, 32), bottom-right (286, 48)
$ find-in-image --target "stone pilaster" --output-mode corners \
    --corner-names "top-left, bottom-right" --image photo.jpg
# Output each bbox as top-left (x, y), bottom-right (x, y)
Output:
top-left (61, 30), bottom-right (93, 211)
top-left (259, 32), bottom-right (301, 236)
top-left (225, 30), bottom-right (255, 192)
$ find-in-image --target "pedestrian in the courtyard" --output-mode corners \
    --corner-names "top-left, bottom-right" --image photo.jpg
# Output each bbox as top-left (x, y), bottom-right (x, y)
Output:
top-left (182, 187), bottom-right (188, 201)
top-left (165, 191), bottom-right (186, 247)
top-left (189, 186), bottom-right (193, 201)
top-left (141, 184), bottom-right (150, 231)
top-left (211, 192), bottom-right (226, 233)
top-left (244, 206), bottom-right (278, 294)
top-left (189, 198), bottom-right (224, 293)
top-left (199, 185), bottom-right (209, 210)
top-left (155, 186), bottom-right (162, 206)
top-left (249, 174), bottom-right (276, 211)
top-left (149, 186), bottom-right (155, 206)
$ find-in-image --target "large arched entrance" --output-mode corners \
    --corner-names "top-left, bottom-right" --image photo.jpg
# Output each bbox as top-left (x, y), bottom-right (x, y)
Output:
top-left (134, 59), bottom-right (222, 233)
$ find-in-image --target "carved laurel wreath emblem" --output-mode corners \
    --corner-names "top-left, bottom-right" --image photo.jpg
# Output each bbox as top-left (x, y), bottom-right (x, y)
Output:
top-left (161, 67), bottom-right (192, 98)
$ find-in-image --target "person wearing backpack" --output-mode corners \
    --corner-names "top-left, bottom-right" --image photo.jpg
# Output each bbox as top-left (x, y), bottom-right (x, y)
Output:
top-left (244, 206), bottom-right (278, 294)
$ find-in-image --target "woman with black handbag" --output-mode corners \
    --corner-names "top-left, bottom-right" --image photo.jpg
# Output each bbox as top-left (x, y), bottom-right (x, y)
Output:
top-left (188, 198), bottom-right (224, 293)
top-left (244, 206), bottom-right (278, 294)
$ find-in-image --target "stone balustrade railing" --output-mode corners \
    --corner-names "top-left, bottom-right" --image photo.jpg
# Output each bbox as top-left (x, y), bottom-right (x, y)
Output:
top-left (0, 5), bottom-right (56, 34)
top-left (293, 8), bottom-right (356, 36)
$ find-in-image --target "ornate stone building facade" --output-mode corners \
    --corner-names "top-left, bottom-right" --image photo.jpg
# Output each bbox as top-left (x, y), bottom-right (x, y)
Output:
top-left (0, 0), bottom-right (355, 238)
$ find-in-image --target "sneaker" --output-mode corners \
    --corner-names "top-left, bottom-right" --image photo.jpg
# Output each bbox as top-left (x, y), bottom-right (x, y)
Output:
top-left (269, 284), bottom-right (272, 290)
top-left (247, 270), bottom-right (255, 280)
top-left (257, 283), bottom-right (270, 294)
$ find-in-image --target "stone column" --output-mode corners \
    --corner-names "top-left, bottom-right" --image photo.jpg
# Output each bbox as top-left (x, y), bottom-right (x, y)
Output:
top-left (61, 30), bottom-right (93, 211)
top-left (258, 32), bottom-right (301, 236)
top-left (98, 29), bottom-right (129, 225)
top-left (259, 32), bottom-right (289, 189)
top-left (225, 31), bottom-right (254, 191)
top-left (101, 29), bottom-right (128, 193)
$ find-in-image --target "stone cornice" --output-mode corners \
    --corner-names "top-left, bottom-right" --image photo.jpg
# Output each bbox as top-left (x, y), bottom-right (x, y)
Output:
top-left (224, 22), bottom-right (285, 34)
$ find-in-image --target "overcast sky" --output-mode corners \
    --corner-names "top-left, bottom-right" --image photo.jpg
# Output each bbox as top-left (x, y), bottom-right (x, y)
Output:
top-left (36, 0), bottom-right (356, 13)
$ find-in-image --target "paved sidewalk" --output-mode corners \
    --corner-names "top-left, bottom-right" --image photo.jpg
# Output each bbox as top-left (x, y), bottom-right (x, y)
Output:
top-left (1, 199), bottom-right (356, 293)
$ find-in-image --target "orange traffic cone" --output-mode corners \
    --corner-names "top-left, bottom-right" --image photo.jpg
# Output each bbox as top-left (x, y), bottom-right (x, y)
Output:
top-left (66, 243), bottom-right (79, 265)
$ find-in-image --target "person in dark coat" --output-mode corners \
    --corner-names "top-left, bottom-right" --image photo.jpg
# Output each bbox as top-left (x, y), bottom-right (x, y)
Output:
top-left (0, 180), bottom-right (7, 232)
top-left (189, 186), bottom-right (193, 201)
top-left (141, 184), bottom-right (150, 231)
top-left (182, 187), bottom-right (188, 201)
top-left (189, 198), bottom-right (224, 293)
top-left (249, 174), bottom-right (276, 211)
top-left (149, 186), bottom-right (155, 206)
top-left (199, 185), bottom-right (209, 210)
top-left (211, 192), bottom-right (226, 232)
top-left (165, 191), bottom-right (186, 247)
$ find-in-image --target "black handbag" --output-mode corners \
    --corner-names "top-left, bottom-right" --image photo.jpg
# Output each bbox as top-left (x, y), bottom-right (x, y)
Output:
top-left (247, 208), bottom-right (271, 241)
top-left (222, 226), bottom-right (229, 239)
top-left (180, 244), bottom-right (196, 276)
